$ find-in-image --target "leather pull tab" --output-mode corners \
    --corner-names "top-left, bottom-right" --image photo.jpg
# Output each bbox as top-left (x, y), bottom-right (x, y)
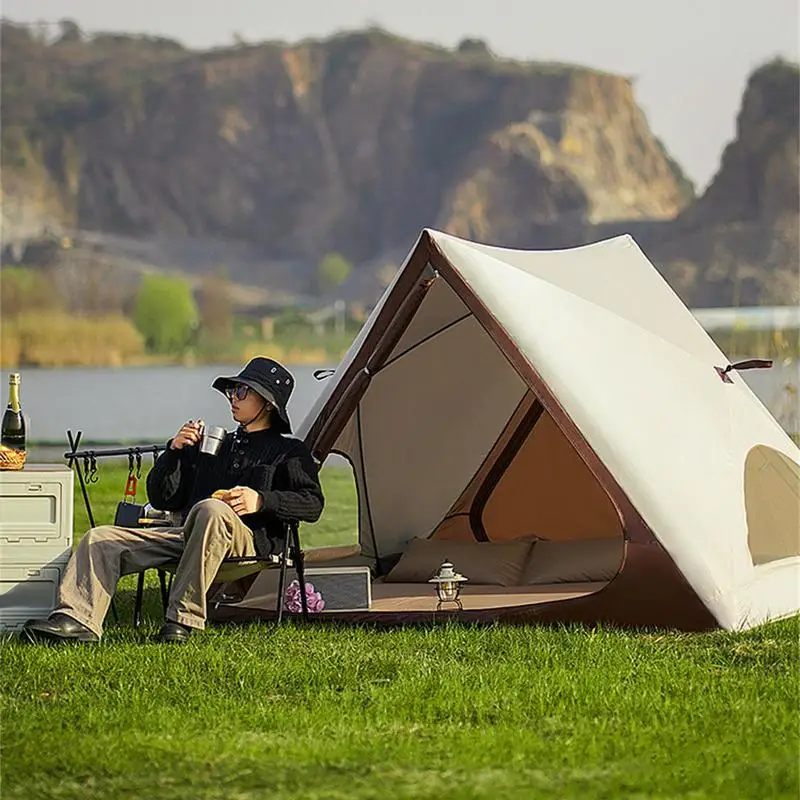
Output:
top-left (715, 359), bottom-right (773, 383)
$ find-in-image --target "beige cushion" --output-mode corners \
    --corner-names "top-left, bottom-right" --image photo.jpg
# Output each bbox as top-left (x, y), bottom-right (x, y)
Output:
top-left (384, 537), bottom-right (534, 586)
top-left (522, 538), bottom-right (623, 584)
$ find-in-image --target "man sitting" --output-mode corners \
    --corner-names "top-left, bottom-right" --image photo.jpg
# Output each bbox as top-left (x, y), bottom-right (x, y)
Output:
top-left (22, 357), bottom-right (324, 644)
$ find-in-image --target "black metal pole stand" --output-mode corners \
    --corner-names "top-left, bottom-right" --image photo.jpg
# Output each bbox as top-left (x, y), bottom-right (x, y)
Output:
top-left (65, 430), bottom-right (119, 624)
top-left (64, 430), bottom-right (164, 627)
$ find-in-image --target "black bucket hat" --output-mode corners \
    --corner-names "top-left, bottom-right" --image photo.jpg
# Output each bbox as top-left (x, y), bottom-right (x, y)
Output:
top-left (212, 357), bottom-right (295, 433)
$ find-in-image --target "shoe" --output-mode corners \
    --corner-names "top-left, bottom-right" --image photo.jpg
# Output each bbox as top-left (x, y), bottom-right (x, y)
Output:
top-left (156, 621), bottom-right (194, 643)
top-left (21, 613), bottom-right (99, 644)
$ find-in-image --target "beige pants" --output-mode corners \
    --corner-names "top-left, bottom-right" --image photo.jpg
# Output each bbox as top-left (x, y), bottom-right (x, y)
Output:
top-left (54, 498), bottom-right (257, 636)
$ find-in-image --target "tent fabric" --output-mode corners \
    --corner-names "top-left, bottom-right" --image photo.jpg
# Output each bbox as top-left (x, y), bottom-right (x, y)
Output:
top-left (432, 406), bottom-right (625, 544)
top-left (220, 229), bottom-right (800, 632)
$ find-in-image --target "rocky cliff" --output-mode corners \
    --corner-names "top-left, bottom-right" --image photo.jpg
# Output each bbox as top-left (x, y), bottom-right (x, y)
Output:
top-left (438, 71), bottom-right (692, 243)
top-left (1, 25), bottom-right (690, 258)
top-left (1, 22), bottom-right (796, 307)
top-left (644, 59), bottom-right (799, 307)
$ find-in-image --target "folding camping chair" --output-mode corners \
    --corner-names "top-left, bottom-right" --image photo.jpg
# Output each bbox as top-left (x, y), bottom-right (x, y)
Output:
top-left (64, 430), bottom-right (310, 628)
top-left (135, 518), bottom-right (309, 626)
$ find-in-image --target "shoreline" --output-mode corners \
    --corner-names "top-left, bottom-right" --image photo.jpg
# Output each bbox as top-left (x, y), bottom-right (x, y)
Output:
top-left (0, 351), bottom-right (346, 370)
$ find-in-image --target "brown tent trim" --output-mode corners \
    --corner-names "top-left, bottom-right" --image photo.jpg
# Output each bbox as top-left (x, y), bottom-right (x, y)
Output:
top-left (305, 242), bottom-right (435, 457)
top-left (366, 270), bottom-right (440, 373)
top-left (469, 400), bottom-right (545, 542)
top-left (377, 311), bottom-right (473, 373)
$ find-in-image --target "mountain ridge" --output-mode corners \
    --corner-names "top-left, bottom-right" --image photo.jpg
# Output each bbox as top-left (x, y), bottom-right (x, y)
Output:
top-left (1, 20), bottom-right (796, 308)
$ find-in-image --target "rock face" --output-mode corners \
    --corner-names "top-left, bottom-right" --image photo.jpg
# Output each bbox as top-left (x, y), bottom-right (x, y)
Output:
top-left (644, 59), bottom-right (799, 307)
top-left (2, 25), bottom-right (690, 262)
top-left (683, 59), bottom-right (798, 228)
top-left (1, 23), bottom-right (796, 307)
top-left (439, 72), bottom-right (691, 244)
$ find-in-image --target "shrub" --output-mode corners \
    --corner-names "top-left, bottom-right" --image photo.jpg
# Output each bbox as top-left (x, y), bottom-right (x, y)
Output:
top-left (133, 273), bottom-right (198, 354)
top-left (2, 312), bottom-right (145, 367)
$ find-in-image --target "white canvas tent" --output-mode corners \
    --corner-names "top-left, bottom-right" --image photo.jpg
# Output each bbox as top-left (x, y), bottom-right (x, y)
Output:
top-left (215, 229), bottom-right (800, 631)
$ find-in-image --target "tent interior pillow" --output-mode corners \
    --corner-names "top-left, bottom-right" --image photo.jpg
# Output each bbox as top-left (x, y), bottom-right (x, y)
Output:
top-left (384, 537), bottom-right (534, 586)
top-left (522, 538), bottom-right (624, 584)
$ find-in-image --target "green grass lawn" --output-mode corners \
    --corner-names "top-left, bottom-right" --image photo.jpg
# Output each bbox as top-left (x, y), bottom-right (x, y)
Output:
top-left (1, 464), bottom-right (798, 799)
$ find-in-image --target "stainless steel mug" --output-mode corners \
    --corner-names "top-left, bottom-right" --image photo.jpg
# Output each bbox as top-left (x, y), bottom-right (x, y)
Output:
top-left (200, 424), bottom-right (226, 456)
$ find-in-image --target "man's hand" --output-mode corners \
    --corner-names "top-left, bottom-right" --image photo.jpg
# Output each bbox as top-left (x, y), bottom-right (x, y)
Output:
top-left (170, 420), bottom-right (203, 450)
top-left (225, 486), bottom-right (263, 516)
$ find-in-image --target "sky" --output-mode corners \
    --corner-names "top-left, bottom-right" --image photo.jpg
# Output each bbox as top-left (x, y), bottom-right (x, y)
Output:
top-left (4, 0), bottom-right (798, 190)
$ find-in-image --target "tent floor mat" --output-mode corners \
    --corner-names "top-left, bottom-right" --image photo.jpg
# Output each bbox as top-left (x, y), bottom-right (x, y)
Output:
top-left (369, 581), bottom-right (607, 612)
top-left (228, 580), bottom-right (608, 615)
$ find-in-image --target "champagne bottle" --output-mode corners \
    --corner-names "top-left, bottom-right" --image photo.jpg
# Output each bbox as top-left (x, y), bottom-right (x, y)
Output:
top-left (1, 373), bottom-right (26, 451)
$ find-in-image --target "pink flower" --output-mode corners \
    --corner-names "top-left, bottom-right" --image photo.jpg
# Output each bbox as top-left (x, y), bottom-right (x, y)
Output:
top-left (283, 579), bottom-right (325, 613)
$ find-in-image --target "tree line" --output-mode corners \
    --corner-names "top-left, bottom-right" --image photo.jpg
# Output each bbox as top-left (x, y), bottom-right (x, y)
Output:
top-left (0, 250), bottom-right (356, 367)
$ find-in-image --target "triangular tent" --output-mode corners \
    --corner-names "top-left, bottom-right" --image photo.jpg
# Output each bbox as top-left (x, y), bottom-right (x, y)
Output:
top-left (213, 230), bottom-right (800, 632)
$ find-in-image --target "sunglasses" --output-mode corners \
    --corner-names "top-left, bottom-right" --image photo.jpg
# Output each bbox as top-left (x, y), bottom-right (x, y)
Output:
top-left (224, 384), bottom-right (250, 402)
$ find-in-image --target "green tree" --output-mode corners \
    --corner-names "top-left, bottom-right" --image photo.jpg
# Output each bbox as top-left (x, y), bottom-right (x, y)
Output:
top-left (133, 273), bottom-right (198, 354)
top-left (316, 252), bottom-right (352, 294)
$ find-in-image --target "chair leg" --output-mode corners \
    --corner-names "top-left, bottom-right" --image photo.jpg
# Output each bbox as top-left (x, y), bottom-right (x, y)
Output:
top-left (110, 597), bottom-right (119, 624)
top-left (290, 523), bottom-right (309, 623)
top-left (275, 532), bottom-right (292, 625)
top-left (134, 572), bottom-right (145, 628)
top-left (158, 570), bottom-right (170, 614)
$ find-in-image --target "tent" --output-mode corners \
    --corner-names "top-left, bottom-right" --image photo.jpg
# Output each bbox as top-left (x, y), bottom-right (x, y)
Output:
top-left (212, 229), bottom-right (800, 632)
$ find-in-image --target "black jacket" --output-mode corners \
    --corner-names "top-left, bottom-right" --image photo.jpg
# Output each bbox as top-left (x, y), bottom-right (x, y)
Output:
top-left (146, 426), bottom-right (324, 557)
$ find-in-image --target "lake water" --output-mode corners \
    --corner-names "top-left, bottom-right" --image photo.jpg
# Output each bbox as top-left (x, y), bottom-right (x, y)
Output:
top-left (2, 359), bottom-right (798, 459)
top-left (1, 364), bottom-right (334, 457)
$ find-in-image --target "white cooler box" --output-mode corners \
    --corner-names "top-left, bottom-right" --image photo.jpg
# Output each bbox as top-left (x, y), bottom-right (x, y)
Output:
top-left (0, 554), bottom-right (71, 632)
top-left (0, 465), bottom-right (74, 564)
top-left (0, 465), bottom-right (75, 632)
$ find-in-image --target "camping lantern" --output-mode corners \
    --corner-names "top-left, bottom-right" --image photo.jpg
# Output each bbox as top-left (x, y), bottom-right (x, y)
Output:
top-left (429, 560), bottom-right (467, 611)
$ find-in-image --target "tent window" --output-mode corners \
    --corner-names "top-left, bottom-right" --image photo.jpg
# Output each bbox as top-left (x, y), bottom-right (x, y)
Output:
top-left (744, 445), bottom-right (800, 565)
